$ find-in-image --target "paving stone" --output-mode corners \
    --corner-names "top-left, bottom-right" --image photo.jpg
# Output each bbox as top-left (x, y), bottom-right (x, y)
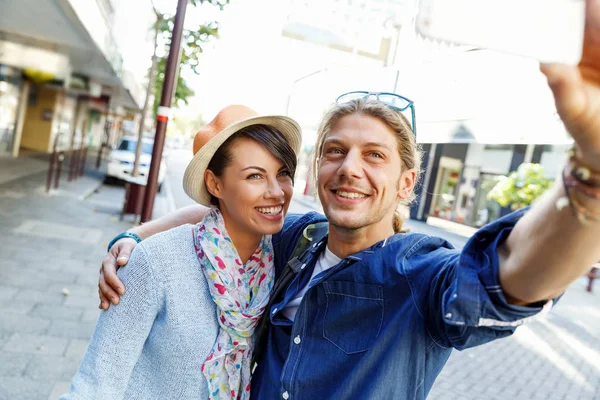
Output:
top-left (0, 351), bottom-right (33, 377)
top-left (80, 308), bottom-right (100, 323)
top-left (74, 271), bottom-right (101, 286)
top-left (23, 354), bottom-right (79, 381)
top-left (0, 314), bottom-right (50, 335)
top-left (64, 339), bottom-right (89, 360)
top-left (29, 304), bottom-right (84, 321)
top-left (3, 333), bottom-right (69, 355)
top-left (46, 282), bottom-right (92, 298)
top-left (0, 273), bottom-right (55, 291)
top-left (62, 293), bottom-right (99, 309)
top-left (46, 320), bottom-right (96, 339)
top-left (49, 381), bottom-right (71, 400)
top-left (0, 286), bottom-right (18, 301)
top-left (0, 376), bottom-right (52, 400)
top-left (0, 332), bottom-right (12, 351)
top-left (2, 302), bottom-right (35, 315)
top-left (12, 288), bottom-right (65, 306)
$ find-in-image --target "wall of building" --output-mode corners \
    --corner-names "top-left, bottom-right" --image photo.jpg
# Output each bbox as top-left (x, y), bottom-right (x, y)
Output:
top-left (20, 85), bottom-right (58, 153)
top-left (540, 145), bottom-right (570, 179)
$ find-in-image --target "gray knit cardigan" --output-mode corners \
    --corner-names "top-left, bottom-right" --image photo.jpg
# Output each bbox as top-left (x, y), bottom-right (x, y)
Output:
top-left (61, 224), bottom-right (219, 399)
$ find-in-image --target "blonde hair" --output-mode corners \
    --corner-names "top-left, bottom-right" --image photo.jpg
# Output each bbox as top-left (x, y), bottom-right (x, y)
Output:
top-left (313, 98), bottom-right (422, 233)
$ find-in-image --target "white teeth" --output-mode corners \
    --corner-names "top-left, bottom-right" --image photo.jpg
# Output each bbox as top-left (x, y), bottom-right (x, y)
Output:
top-left (256, 206), bottom-right (283, 215)
top-left (336, 191), bottom-right (367, 199)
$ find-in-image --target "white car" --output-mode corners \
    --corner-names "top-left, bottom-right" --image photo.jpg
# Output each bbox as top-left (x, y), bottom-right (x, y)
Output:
top-left (106, 136), bottom-right (167, 191)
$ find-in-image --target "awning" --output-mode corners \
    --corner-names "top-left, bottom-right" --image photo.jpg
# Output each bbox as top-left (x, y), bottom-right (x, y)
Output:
top-left (0, 0), bottom-right (141, 110)
top-left (416, 116), bottom-right (573, 145)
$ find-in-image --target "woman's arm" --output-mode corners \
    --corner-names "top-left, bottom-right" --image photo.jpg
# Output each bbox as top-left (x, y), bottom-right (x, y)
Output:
top-left (99, 204), bottom-right (207, 309)
top-left (63, 244), bottom-right (161, 399)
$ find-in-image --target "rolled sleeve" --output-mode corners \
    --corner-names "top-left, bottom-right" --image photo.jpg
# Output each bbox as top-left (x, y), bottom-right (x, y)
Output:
top-left (444, 208), bottom-right (553, 332)
top-left (407, 208), bottom-right (556, 350)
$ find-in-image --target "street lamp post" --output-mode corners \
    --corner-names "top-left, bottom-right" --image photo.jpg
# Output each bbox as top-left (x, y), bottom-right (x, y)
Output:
top-left (140, 0), bottom-right (188, 223)
top-left (133, 10), bottom-right (161, 178)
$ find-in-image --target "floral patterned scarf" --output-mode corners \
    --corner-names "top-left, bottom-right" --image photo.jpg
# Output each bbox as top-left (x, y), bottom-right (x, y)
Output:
top-left (193, 207), bottom-right (274, 400)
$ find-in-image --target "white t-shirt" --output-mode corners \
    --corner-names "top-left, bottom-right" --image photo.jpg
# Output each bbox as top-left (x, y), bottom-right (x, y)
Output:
top-left (282, 246), bottom-right (342, 321)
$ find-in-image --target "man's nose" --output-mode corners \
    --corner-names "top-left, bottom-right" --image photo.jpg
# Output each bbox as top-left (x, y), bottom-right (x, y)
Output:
top-left (337, 149), bottom-right (363, 179)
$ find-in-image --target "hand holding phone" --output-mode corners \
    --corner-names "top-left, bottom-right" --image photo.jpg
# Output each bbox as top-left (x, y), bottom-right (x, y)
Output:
top-left (416, 0), bottom-right (586, 65)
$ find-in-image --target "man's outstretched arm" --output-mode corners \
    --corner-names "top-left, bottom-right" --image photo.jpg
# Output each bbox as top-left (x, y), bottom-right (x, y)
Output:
top-left (99, 204), bottom-right (208, 309)
top-left (498, 0), bottom-right (600, 305)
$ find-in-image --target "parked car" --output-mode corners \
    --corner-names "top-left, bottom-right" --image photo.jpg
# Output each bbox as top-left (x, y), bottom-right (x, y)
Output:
top-left (106, 136), bottom-right (167, 191)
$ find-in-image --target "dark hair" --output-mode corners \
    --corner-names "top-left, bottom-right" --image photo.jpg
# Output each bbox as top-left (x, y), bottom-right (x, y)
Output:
top-left (206, 124), bottom-right (298, 206)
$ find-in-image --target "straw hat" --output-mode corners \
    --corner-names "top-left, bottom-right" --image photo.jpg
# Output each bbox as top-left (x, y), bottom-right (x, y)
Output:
top-left (183, 105), bottom-right (302, 205)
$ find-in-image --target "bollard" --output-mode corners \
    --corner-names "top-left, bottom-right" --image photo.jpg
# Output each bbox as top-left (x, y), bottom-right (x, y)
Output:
top-left (587, 267), bottom-right (599, 293)
top-left (96, 143), bottom-right (104, 170)
top-left (73, 148), bottom-right (81, 180)
top-left (68, 149), bottom-right (78, 181)
top-left (55, 153), bottom-right (64, 189)
top-left (79, 146), bottom-right (87, 177)
top-left (46, 150), bottom-right (56, 192)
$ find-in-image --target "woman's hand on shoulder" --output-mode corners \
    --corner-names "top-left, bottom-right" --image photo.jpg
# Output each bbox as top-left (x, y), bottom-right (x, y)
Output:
top-left (99, 238), bottom-right (137, 310)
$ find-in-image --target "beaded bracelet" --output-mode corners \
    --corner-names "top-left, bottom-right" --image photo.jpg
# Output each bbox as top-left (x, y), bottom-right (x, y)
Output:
top-left (567, 148), bottom-right (600, 188)
top-left (556, 159), bottom-right (600, 226)
top-left (564, 173), bottom-right (600, 200)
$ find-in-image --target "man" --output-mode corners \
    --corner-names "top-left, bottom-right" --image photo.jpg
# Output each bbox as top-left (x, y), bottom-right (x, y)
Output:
top-left (99, 2), bottom-right (600, 397)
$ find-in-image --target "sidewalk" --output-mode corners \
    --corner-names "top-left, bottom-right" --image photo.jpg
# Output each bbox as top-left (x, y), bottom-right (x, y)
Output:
top-left (0, 155), bottom-right (171, 399)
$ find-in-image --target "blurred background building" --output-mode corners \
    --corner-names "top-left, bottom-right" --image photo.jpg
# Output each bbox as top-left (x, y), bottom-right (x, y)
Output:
top-left (0, 0), bottom-right (156, 158)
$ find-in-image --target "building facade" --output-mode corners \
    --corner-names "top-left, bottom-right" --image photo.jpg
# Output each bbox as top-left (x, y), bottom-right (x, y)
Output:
top-left (0, 0), bottom-right (156, 158)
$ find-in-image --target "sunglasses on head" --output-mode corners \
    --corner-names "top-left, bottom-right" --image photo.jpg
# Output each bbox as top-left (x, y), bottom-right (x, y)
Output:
top-left (335, 91), bottom-right (416, 135)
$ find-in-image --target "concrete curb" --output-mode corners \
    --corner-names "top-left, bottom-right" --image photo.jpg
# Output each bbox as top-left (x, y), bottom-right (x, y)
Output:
top-left (79, 180), bottom-right (104, 201)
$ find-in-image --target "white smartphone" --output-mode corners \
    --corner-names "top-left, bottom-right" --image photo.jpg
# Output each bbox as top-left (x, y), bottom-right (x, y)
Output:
top-left (416, 0), bottom-right (586, 65)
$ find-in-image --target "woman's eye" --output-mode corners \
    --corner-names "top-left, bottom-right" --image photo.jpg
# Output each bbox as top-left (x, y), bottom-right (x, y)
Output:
top-left (278, 170), bottom-right (291, 178)
top-left (370, 152), bottom-right (383, 159)
top-left (247, 173), bottom-right (262, 180)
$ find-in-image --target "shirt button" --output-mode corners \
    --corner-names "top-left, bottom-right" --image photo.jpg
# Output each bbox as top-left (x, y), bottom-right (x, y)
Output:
top-left (445, 313), bottom-right (453, 319)
top-left (282, 391), bottom-right (290, 399)
top-left (294, 335), bottom-right (301, 344)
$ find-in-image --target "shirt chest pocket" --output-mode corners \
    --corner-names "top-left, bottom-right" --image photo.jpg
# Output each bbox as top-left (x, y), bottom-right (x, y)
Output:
top-left (322, 280), bottom-right (384, 354)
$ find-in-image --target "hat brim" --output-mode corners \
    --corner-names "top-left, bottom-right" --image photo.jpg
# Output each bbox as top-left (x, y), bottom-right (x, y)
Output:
top-left (183, 115), bottom-right (302, 206)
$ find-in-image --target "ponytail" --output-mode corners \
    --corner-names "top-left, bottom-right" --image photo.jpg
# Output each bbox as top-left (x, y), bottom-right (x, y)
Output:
top-left (393, 210), bottom-right (405, 234)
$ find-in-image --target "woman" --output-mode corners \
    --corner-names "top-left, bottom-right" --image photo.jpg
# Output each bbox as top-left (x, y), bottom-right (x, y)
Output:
top-left (61, 105), bottom-right (302, 400)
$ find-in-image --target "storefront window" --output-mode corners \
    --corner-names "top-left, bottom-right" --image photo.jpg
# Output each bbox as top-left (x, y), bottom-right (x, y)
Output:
top-left (431, 167), bottom-right (461, 220)
top-left (51, 93), bottom-right (77, 152)
top-left (471, 173), bottom-right (502, 227)
top-left (0, 66), bottom-right (22, 156)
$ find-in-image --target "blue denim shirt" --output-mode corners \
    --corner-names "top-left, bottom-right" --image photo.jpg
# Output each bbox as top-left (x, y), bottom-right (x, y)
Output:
top-left (251, 209), bottom-right (552, 400)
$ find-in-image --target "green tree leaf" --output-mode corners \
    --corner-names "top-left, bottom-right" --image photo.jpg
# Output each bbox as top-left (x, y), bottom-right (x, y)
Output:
top-left (487, 163), bottom-right (553, 210)
top-left (152, 0), bottom-right (229, 117)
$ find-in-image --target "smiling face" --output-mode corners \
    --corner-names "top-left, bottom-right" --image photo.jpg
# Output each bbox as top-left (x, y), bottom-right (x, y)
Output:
top-left (317, 113), bottom-right (416, 236)
top-left (205, 137), bottom-right (294, 239)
